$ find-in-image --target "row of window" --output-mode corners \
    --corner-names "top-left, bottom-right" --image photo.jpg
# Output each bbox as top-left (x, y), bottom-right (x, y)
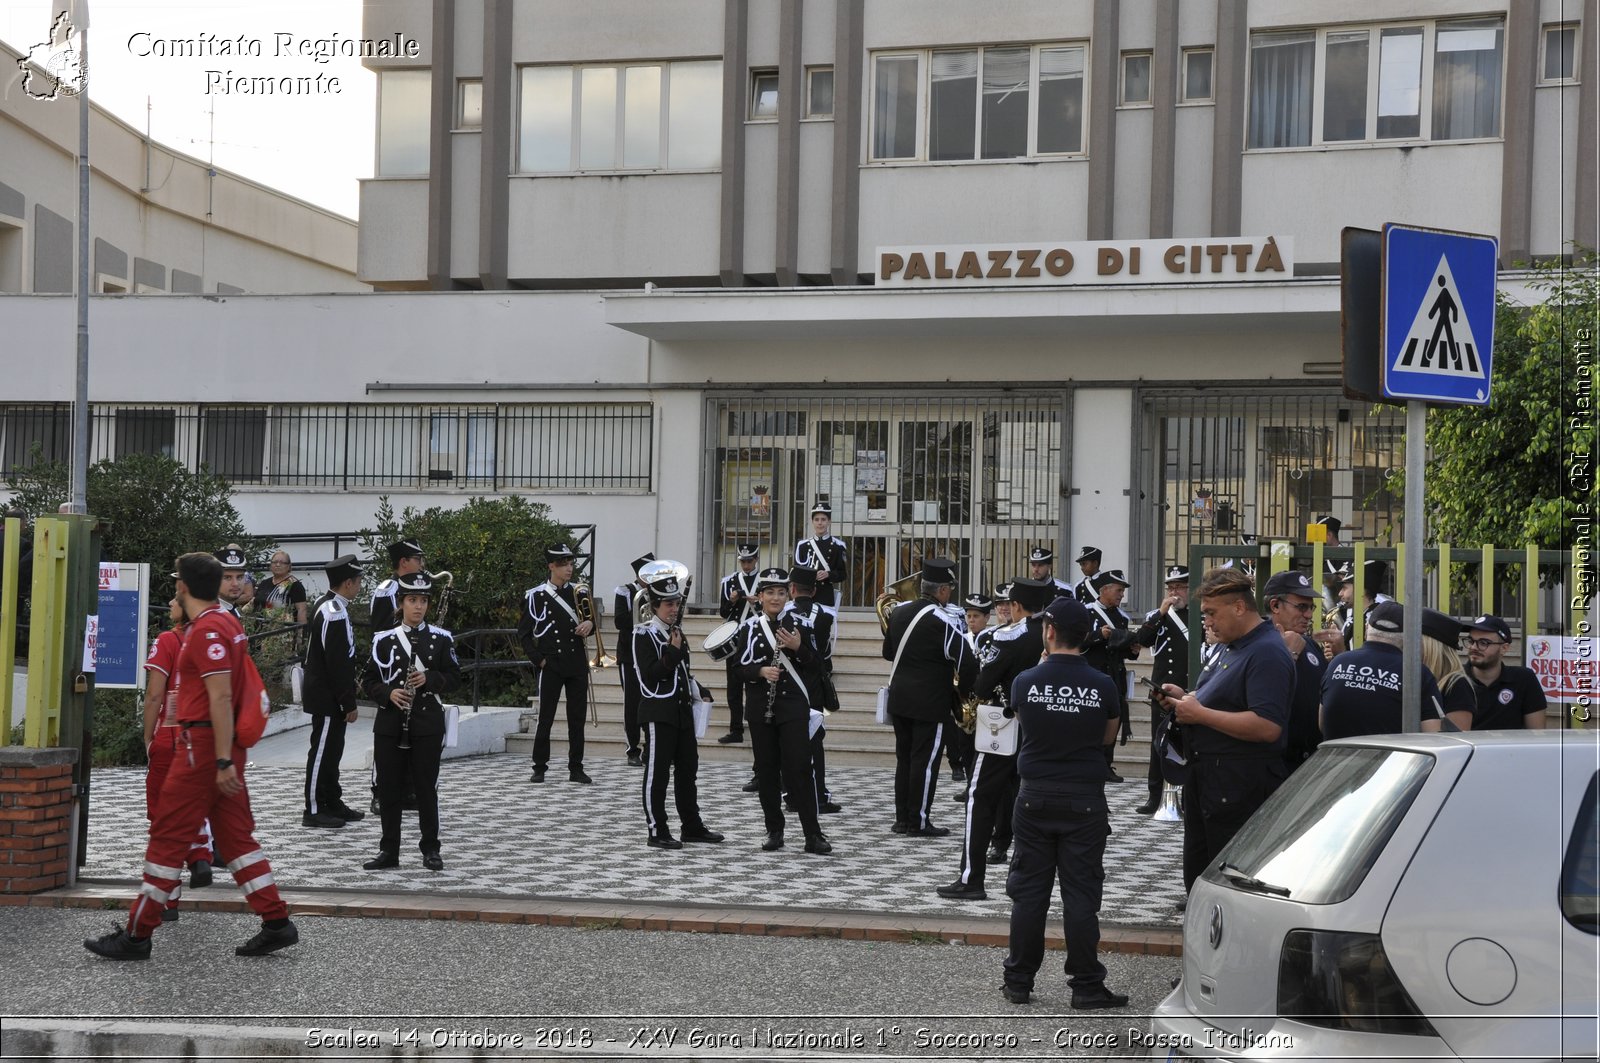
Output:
top-left (376, 17), bottom-right (1581, 175)
top-left (0, 404), bottom-right (654, 491)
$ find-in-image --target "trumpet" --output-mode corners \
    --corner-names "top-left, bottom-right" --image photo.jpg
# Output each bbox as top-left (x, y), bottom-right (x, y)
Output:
top-left (573, 583), bottom-right (616, 670)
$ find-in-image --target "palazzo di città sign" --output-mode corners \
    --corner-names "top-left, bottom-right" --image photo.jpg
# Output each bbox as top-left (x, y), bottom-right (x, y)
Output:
top-left (876, 236), bottom-right (1293, 287)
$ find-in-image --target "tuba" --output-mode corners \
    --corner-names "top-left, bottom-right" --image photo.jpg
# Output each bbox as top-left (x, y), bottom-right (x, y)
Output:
top-left (875, 572), bottom-right (922, 635)
top-left (632, 560), bottom-right (692, 628)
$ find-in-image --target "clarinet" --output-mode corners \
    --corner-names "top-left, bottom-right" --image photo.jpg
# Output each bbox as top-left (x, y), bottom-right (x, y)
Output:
top-left (398, 633), bottom-right (421, 751)
top-left (764, 614), bottom-right (796, 724)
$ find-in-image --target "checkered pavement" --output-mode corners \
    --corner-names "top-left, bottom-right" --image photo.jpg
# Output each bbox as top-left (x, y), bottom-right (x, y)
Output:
top-left (81, 752), bottom-right (1185, 926)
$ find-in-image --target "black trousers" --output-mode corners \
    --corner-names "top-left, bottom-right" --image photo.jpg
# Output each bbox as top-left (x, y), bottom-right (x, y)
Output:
top-left (532, 668), bottom-right (588, 772)
top-left (944, 724), bottom-right (974, 776)
top-left (1182, 755), bottom-right (1286, 890)
top-left (617, 658), bottom-right (641, 756)
top-left (956, 751), bottom-right (1018, 889)
top-left (373, 731), bottom-right (442, 855)
top-left (1144, 699), bottom-right (1165, 804)
top-left (303, 712), bottom-right (347, 815)
top-left (1004, 789), bottom-right (1111, 993)
top-left (723, 660), bottom-right (745, 736)
top-left (747, 710), bottom-right (820, 839)
top-left (783, 718), bottom-right (831, 804)
top-left (891, 714), bottom-right (946, 830)
top-left (641, 720), bottom-right (706, 838)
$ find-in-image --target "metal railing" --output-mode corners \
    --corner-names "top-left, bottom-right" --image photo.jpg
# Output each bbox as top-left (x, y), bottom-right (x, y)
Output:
top-left (0, 402), bottom-right (654, 492)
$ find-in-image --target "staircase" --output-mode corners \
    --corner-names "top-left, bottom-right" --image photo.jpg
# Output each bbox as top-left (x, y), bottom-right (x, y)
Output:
top-left (504, 612), bottom-right (1157, 774)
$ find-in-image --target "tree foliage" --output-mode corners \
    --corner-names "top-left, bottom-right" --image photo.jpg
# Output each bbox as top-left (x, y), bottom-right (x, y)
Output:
top-left (1423, 257), bottom-right (1597, 557)
top-left (3, 452), bottom-right (260, 604)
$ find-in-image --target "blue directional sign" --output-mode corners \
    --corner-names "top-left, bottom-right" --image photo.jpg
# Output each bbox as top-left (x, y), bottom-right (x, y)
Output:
top-left (1381, 223), bottom-right (1497, 405)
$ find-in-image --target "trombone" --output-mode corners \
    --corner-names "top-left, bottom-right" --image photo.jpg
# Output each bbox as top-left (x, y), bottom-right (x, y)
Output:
top-left (573, 583), bottom-right (617, 670)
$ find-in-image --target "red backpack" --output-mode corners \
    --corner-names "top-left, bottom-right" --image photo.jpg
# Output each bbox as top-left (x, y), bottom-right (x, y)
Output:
top-left (233, 651), bottom-right (271, 748)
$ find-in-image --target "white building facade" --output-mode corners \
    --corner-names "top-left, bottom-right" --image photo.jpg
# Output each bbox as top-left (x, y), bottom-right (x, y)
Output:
top-left (2, 0), bottom-right (1592, 608)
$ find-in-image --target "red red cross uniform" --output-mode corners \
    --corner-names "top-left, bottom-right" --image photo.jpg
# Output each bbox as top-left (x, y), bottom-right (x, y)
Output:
top-left (127, 607), bottom-right (288, 938)
top-left (142, 628), bottom-right (214, 895)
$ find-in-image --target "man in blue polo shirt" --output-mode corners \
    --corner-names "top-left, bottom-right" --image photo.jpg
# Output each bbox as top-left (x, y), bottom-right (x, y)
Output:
top-left (1159, 567), bottom-right (1293, 892)
top-left (1261, 569), bottom-right (1327, 772)
top-left (1000, 596), bottom-right (1127, 1011)
top-left (1463, 614), bottom-right (1548, 729)
top-left (1320, 600), bottom-right (1444, 739)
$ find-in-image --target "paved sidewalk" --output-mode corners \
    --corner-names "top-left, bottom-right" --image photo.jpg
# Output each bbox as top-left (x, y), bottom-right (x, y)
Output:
top-left (77, 751), bottom-right (1186, 930)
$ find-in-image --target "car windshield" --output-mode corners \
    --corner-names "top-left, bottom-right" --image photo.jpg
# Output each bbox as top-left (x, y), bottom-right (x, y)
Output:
top-left (1205, 746), bottom-right (1434, 904)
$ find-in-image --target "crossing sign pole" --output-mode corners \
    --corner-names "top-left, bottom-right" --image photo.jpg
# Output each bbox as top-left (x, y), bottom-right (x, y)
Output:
top-left (1378, 223), bottom-right (1498, 732)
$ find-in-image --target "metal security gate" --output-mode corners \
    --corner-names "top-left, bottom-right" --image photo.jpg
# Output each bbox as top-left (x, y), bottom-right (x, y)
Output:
top-left (705, 393), bottom-right (1066, 607)
top-left (1135, 389), bottom-right (1406, 584)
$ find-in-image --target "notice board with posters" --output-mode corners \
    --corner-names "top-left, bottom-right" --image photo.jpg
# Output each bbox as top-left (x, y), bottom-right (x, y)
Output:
top-left (1525, 636), bottom-right (1598, 707)
top-left (93, 562), bottom-right (150, 690)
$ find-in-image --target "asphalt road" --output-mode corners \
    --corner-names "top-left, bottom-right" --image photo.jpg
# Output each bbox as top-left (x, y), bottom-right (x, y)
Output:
top-left (4, 906), bottom-right (1189, 1061)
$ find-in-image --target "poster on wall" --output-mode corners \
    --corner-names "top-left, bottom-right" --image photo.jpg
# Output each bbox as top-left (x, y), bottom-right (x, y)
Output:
top-left (1525, 636), bottom-right (1598, 707)
top-left (721, 448), bottom-right (779, 544)
top-left (857, 449), bottom-right (888, 521)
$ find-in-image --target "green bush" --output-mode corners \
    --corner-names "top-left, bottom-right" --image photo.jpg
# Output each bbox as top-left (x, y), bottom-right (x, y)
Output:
top-left (89, 689), bottom-right (145, 768)
top-left (356, 495), bottom-right (577, 704)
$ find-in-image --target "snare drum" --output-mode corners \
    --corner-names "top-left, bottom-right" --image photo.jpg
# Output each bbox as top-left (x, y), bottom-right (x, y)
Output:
top-left (703, 621), bottom-right (741, 662)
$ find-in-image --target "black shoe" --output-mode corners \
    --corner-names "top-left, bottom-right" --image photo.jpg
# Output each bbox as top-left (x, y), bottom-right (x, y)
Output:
top-left (188, 860), bottom-right (213, 889)
top-left (936, 881), bottom-right (987, 900)
top-left (741, 776), bottom-right (760, 793)
top-left (84, 927), bottom-right (151, 961)
top-left (891, 821), bottom-right (908, 834)
top-left (648, 835), bottom-right (683, 850)
top-left (1070, 985), bottom-right (1130, 1010)
top-left (681, 827), bottom-right (725, 844)
top-left (301, 811), bottom-right (346, 829)
top-left (804, 833), bottom-right (833, 855)
top-left (717, 732), bottom-right (744, 744)
top-left (421, 852), bottom-right (444, 871)
top-left (369, 793), bottom-right (381, 814)
top-left (626, 752), bottom-right (644, 767)
top-left (818, 801), bottom-right (842, 814)
top-left (761, 831), bottom-right (784, 852)
top-left (987, 847), bottom-right (1009, 865)
top-left (332, 805), bottom-right (366, 822)
top-left (569, 769), bottom-right (592, 784)
top-left (1134, 801), bottom-right (1159, 815)
top-left (951, 767), bottom-right (966, 782)
top-left (362, 851), bottom-right (399, 870)
top-left (1002, 985), bottom-right (1031, 1005)
top-left (1174, 897), bottom-right (1188, 913)
top-left (160, 908), bottom-right (180, 923)
top-left (910, 824), bottom-right (951, 838)
top-left (951, 790), bottom-right (968, 803)
top-left (235, 920), bottom-right (299, 957)
top-left (1106, 769), bottom-right (1125, 783)
top-left (530, 769), bottom-right (546, 783)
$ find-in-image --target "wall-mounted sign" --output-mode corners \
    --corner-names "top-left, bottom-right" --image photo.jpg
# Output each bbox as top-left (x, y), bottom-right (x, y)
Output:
top-left (876, 236), bottom-right (1292, 288)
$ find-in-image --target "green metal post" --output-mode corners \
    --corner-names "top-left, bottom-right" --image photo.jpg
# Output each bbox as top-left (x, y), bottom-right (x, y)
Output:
top-left (1481, 543), bottom-right (1494, 615)
top-left (1437, 541), bottom-right (1451, 613)
top-left (0, 515), bottom-right (17, 745)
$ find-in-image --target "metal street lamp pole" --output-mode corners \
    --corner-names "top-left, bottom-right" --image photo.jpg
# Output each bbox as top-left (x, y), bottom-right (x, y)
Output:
top-left (68, 2), bottom-right (91, 515)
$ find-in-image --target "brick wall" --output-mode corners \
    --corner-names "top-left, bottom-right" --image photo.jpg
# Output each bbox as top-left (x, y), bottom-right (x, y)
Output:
top-left (0, 748), bottom-right (78, 894)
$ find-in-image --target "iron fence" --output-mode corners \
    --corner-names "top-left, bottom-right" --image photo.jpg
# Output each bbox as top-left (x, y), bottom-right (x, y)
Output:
top-left (0, 402), bottom-right (653, 492)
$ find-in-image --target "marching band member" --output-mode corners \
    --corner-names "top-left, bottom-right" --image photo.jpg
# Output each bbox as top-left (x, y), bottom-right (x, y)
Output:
top-left (736, 567), bottom-right (832, 855)
top-left (782, 566), bottom-right (841, 815)
top-left (370, 539), bottom-right (424, 635)
top-left (613, 553), bottom-right (655, 767)
top-left (938, 578), bottom-right (1051, 901)
top-left (1026, 546), bottom-right (1073, 597)
top-left (793, 501), bottom-right (848, 622)
top-left (633, 562), bottom-right (724, 850)
top-left (946, 592), bottom-right (993, 785)
top-left (519, 544), bottom-right (593, 784)
top-left (1070, 546), bottom-right (1103, 603)
top-left (716, 544), bottom-right (761, 744)
top-left (1132, 565), bottom-right (1192, 815)
top-left (1081, 569), bottom-right (1139, 781)
top-left (881, 557), bottom-right (978, 837)
top-left (360, 572), bottom-right (461, 872)
top-left (215, 546), bottom-right (251, 617)
top-left (301, 555), bottom-right (366, 828)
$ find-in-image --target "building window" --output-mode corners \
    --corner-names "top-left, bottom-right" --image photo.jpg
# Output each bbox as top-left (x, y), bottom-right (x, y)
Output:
top-left (0, 215), bottom-right (23, 293)
top-left (1182, 48), bottom-right (1214, 101)
top-left (114, 408), bottom-right (176, 460)
top-left (1, 405), bottom-right (68, 470)
top-left (1542, 23), bottom-right (1578, 83)
top-left (200, 408), bottom-right (266, 483)
top-left (750, 68), bottom-right (779, 120)
top-left (377, 69), bottom-right (431, 175)
top-left (518, 60), bottom-right (721, 173)
top-left (1121, 52), bottom-right (1152, 105)
top-left (806, 66), bottom-right (834, 117)
top-left (1248, 17), bottom-right (1503, 150)
top-left (457, 79), bottom-right (482, 129)
top-left (871, 42), bottom-right (1086, 162)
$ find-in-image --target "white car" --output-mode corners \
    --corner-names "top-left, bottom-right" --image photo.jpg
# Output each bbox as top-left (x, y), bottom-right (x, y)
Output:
top-left (1152, 730), bottom-right (1598, 1062)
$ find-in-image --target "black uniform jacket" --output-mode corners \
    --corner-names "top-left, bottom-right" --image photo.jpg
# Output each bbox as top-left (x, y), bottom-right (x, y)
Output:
top-left (632, 618), bottom-right (710, 727)
top-left (718, 569), bottom-right (760, 625)
top-left (303, 591), bottom-right (359, 717)
top-left (975, 616), bottom-right (1045, 709)
top-left (612, 580), bottom-right (640, 666)
top-left (363, 621), bottom-right (462, 738)
top-left (881, 596), bottom-right (979, 724)
top-left (792, 536), bottom-right (848, 602)
top-left (518, 581), bottom-right (589, 677)
top-left (1081, 599), bottom-right (1139, 687)
top-left (1135, 606), bottom-right (1191, 689)
top-left (736, 612), bottom-right (820, 724)
top-left (369, 578), bottom-right (399, 634)
top-left (781, 596), bottom-right (834, 662)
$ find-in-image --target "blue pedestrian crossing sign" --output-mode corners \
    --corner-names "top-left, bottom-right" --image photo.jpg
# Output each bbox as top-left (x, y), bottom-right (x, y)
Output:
top-left (1381, 223), bottom-right (1497, 405)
